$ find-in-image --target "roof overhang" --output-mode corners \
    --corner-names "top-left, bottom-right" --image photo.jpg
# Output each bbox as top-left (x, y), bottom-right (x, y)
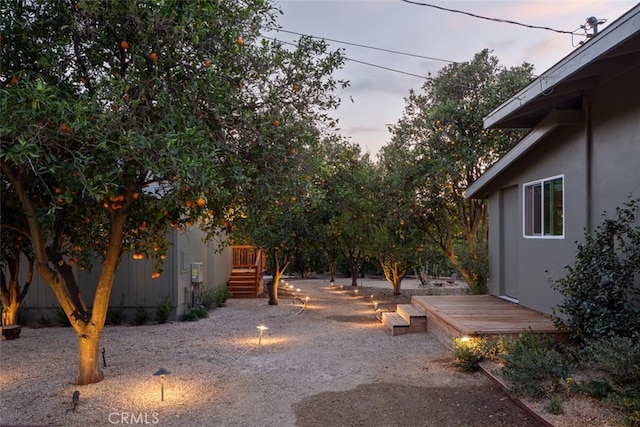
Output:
top-left (466, 109), bottom-right (583, 199)
top-left (484, 4), bottom-right (640, 129)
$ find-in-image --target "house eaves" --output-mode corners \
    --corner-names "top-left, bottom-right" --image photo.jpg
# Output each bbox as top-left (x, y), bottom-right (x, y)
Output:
top-left (466, 109), bottom-right (583, 200)
top-left (483, 4), bottom-right (640, 129)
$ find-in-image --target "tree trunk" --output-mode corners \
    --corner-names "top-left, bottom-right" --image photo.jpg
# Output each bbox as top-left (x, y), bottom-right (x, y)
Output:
top-left (76, 324), bottom-right (105, 385)
top-left (269, 270), bottom-right (281, 305)
top-left (2, 305), bottom-right (18, 326)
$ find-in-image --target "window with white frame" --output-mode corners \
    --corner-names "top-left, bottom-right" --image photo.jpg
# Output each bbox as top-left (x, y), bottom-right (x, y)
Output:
top-left (523, 175), bottom-right (564, 238)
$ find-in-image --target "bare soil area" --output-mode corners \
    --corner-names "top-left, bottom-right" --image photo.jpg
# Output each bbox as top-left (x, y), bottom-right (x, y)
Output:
top-left (1, 278), bottom-right (548, 426)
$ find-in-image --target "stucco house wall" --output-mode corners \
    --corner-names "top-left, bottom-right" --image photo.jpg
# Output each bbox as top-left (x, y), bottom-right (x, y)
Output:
top-left (467, 5), bottom-right (639, 316)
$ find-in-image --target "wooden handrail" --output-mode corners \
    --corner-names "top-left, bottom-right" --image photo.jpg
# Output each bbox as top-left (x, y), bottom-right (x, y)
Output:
top-left (232, 246), bottom-right (266, 296)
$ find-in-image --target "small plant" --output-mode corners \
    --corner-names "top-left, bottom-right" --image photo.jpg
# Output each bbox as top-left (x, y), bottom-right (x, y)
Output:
top-left (212, 284), bottom-right (232, 307)
top-left (181, 310), bottom-right (199, 322)
top-left (546, 395), bottom-right (563, 415)
top-left (452, 337), bottom-right (485, 371)
top-left (106, 293), bottom-right (125, 325)
top-left (54, 306), bottom-right (71, 327)
top-left (155, 296), bottom-right (172, 324)
top-left (133, 300), bottom-right (148, 325)
top-left (451, 335), bottom-right (505, 372)
top-left (500, 331), bottom-right (576, 398)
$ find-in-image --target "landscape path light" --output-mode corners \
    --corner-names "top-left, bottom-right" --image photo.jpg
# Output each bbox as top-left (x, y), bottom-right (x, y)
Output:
top-left (153, 368), bottom-right (171, 401)
top-left (257, 325), bottom-right (268, 345)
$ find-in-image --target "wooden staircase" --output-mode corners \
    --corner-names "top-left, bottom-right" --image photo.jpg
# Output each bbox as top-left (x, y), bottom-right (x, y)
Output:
top-left (381, 303), bottom-right (427, 336)
top-left (227, 246), bottom-right (265, 298)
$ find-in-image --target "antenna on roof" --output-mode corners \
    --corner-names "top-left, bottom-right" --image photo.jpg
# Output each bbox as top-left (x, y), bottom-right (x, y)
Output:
top-left (583, 16), bottom-right (607, 38)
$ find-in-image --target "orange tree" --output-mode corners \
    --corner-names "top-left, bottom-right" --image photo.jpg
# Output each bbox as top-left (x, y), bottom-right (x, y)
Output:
top-left (389, 49), bottom-right (533, 294)
top-left (317, 141), bottom-right (377, 286)
top-left (0, 0), bottom-right (343, 384)
top-left (227, 34), bottom-right (347, 305)
top-left (372, 143), bottom-right (425, 295)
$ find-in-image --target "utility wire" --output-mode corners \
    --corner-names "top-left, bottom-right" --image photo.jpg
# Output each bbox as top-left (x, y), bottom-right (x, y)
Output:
top-left (273, 28), bottom-right (456, 64)
top-left (262, 36), bottom-right (430, 79)
top-left (400, 0), bottom-right (582, 35)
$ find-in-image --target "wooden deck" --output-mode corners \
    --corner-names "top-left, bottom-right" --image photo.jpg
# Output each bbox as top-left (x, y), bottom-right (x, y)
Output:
top-left (411, 295), bottom-right (568, 346)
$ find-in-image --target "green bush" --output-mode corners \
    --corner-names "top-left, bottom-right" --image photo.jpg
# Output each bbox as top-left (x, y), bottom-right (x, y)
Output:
top-left (181, 310), bottom-right (200, 322)
top-left (133, 301), bottom-right (148, 325)
top-left (199, 284), bottom-right (231, 309)
top-left (213, 284), bottom-right (232, 307)
top-left (106, 293), bottom-right (125, 325)
top-left (580, 336), bottom-right (640, 425)
top-left (54, 306), bottom-right (71, 327)
top-left (155, 296), bottom-right (172, 324)
top-left (500, 331), bottom-right (576, 399)
top-left (546, 395), bottom-right (563, 415)
top-left (451, 336), bottom-right (504, 371)
top-left (551, 198), bottom-right (640, 343)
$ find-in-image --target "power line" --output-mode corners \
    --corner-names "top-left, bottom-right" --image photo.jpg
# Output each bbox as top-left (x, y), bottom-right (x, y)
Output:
top-left (261, 36), bottom-right (430, 80)
top-left (273, 28), bottom-right (456, 64)
top-left (400, 0), bottom-right (582, 35)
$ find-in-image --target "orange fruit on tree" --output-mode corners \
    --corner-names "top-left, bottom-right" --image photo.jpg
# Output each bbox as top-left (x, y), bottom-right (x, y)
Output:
top-left (151, 272), bottom-right (161, 279)
top-left (236, 36), bottom-right (244, 46)
top-left (186, 200), bottom-right (194, 208)
top-left (149, 52), bottom-right (158, 61)
top-left (120, 40), bottom-right (129, 49)
top-left (272, 119), bottom-right (280, 127)
top-left (197, 197), bottom-right (206, 207)
top-left (9, 77), bottom-right (18, 85)
top-left (204, 59), bottom-right (212, 68)
top-left (132, 192), bottom-right (139, 200)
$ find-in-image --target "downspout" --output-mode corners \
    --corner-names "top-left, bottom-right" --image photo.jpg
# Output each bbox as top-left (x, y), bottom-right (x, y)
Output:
top-left (584, 94), bottom-right (593, 233)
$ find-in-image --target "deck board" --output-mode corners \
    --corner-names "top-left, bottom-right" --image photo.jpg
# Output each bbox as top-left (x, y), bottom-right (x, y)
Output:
top-left (411, 295), bottom-right (563, 337)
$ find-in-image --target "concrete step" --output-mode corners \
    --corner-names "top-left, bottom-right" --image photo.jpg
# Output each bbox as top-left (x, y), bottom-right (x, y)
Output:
top-left (397, 304), bottom-right (427, 332)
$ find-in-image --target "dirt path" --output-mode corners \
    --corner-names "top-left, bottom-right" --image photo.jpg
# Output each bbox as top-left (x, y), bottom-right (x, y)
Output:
top-left (0, 279), bottom-right (544, 426)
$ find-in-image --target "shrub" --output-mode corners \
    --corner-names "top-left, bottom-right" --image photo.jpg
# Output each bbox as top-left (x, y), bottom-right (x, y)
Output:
top-left (546, 395), bottom-right (563, 415)
top-left (106, 293), bottom-right (125, 325)
top-left (133, 301), bottom-right (148, 325)
top-left (212, 284), bottom-right (232, 307)
top-left (500, 331), bottom-right (576, 398)
top-left (54, 306), bottom-right (71, 327)
top-left (181, 306), bottom-right (209, 322)
top-left (155, 296), bottom-right (172, 324)
top-left (580, 336), bottom-right (640, 424)
top-left (451, 336), bottom-right (504, 371)
top-left (550, 198), bottom-right (640, 343)
top-left (181, 310), bottom-right (199, 322)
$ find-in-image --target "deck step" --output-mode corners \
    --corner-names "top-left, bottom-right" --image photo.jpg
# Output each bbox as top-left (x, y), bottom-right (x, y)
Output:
top-left (397, 304), bottom-right (427, 330)
top-left (381, 312), bottom-right (411, 336)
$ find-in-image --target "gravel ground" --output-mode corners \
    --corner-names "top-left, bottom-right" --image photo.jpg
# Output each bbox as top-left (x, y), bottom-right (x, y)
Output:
top-left (1, 278), bottom-right (546, 427)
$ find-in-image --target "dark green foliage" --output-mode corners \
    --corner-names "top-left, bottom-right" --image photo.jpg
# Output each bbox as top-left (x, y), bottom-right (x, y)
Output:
top-left (551, 198), bottom-right (640, 343)
top-left (133, 302), bottom-right (148, 326)
top-left (155, 296), bottom-right (172, 324)
top-left (54, 306), bottom-right (71, 327)
top-left (546, 395), bottom-right (563, 415)
top-left (199, 284), bottom-right (232, 309)
top-left (106, 294), bottom-right (125, 325)
top-left (212, 285), bottom-right (233, 308)
top-left (451, 336), bottom-right (504, 371)
top-left (579, 337), bottom-right (640, 424)
top-left (454, 237), bottom-right (488, 295)
top-left (451, 337), bottom-right (485, 371)
top-left (181, 306), bottom-right (209, 322)
top-left (500, 332), bottom-right (576, 398)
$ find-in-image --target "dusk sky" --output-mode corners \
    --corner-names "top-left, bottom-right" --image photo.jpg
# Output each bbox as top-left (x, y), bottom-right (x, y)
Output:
top-left (265, 0), bottom-right (637, 158)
